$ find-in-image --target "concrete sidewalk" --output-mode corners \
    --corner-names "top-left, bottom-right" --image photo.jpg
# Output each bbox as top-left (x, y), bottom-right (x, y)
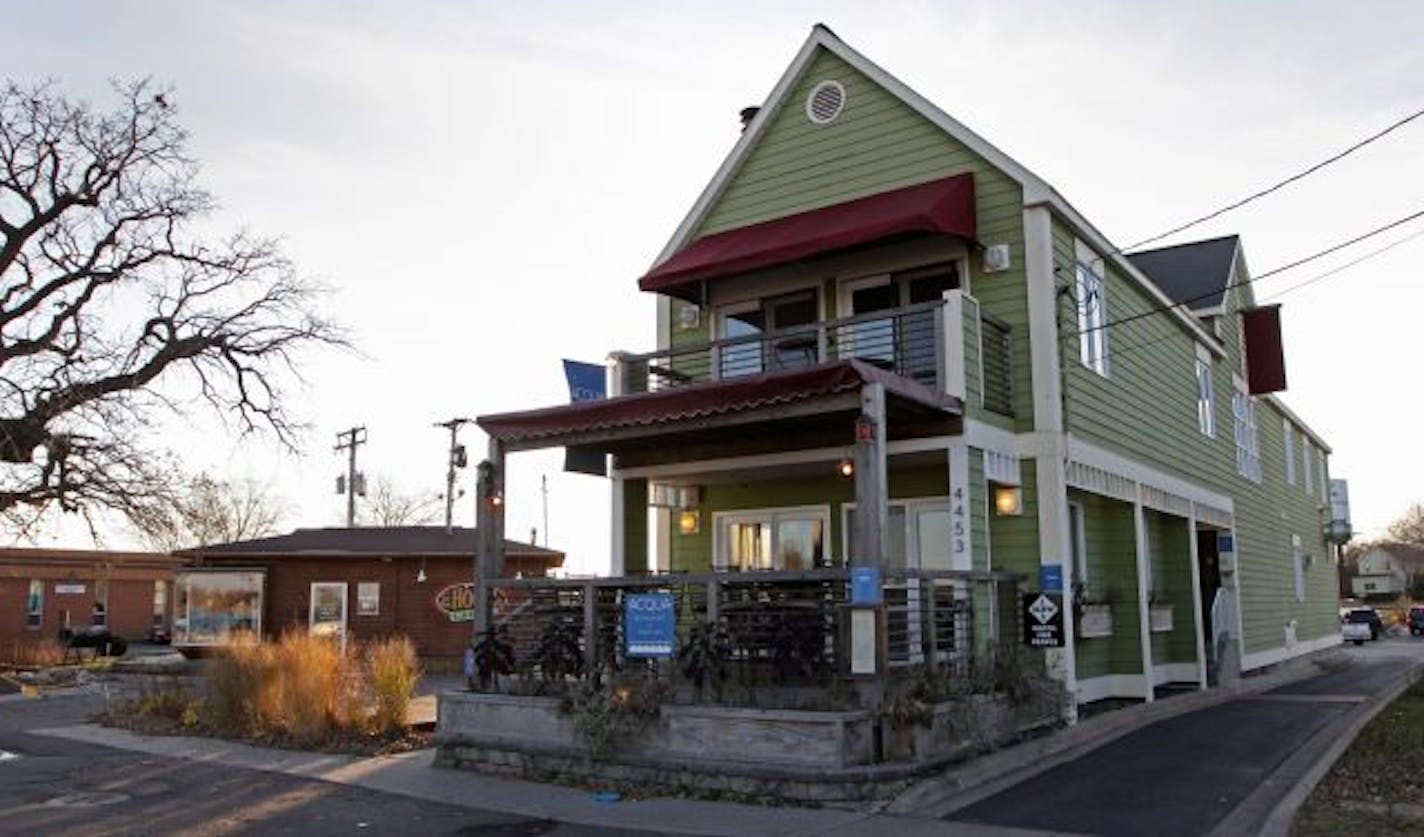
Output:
top-left (31, 723), bottom-right (1049, 836)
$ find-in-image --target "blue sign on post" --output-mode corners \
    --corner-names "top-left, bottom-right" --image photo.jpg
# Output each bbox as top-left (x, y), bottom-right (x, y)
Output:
top-left (1039, 564), bottom-right (1063, 594)
top-left (625, 593), bottom-right (676, 658)
top-left (850, 566), bottom-right (882, 606)
top-left (1218, 532), bottom-right (1235, 553)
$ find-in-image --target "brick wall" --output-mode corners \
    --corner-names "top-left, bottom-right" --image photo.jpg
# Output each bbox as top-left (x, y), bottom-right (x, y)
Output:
top-left (0, 576), bottom-right (168, 643)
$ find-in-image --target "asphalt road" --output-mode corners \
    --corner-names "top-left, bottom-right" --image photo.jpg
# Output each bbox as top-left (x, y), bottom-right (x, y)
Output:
top-left (945, 637), bottom-right (1424, 837)
top-left (0, 691), bottom-right (653, 837)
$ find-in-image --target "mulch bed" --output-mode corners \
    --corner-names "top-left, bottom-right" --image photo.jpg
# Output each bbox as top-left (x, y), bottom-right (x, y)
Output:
top-left (100, 710), bottom-right (433, 758)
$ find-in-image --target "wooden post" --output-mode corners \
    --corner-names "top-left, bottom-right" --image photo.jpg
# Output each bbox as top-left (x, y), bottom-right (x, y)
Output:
top-left (473, 440), bottom-right (506, 689)
top-left (582, 581), bottom-right (598, 678)
top-left (851, 382), bottom-right (888, 568)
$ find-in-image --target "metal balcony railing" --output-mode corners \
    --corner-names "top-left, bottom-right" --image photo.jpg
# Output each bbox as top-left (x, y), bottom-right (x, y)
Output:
top-left (980, 311), bottom-right (1014, 417)
top-left (620, 300), bottom-right (949, 394)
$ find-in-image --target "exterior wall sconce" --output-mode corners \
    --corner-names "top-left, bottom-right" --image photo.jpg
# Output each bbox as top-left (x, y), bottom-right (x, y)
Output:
top-left (489, 491), bottom-right (503, 508)
top-left (837, 459), bottom-right (855, 478)
top-left (994, 484), bottom-right (1023, 516)
top-left (678, 509), bottom-right (701, 535)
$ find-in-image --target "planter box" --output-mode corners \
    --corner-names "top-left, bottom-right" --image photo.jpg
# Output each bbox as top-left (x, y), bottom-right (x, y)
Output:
top-left (885, 693), bottom-right (1018, 763)
top-left (437, 691), bottom-right (875, 768)
top-left (1078, 604), bottom-right (1113, 638)
top-left (1150, 604), bottom-right (1175, 633)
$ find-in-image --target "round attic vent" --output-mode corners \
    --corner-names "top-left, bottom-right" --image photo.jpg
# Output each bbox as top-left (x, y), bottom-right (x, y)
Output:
top-left (806, 80), bottom-right (845, 124)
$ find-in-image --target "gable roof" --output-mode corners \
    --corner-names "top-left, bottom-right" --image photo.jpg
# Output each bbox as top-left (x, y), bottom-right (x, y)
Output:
top-left (650, 24), bottom-right (1223, 354)
top-left (1127, 236), bottom-right (1240, 313)
top-left (1362, 542), bottom-right (1424, 570)
top-left (181, 527), bottom-right (563, 561)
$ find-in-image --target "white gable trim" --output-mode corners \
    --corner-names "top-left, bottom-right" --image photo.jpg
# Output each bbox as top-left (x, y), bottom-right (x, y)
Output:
top-left (649, 25), bottom-right (1222, 354)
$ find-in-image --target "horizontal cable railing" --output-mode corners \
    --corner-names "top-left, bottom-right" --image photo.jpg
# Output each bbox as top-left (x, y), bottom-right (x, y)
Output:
top-left (480, 568), bottom-right (1024, 693)
top-left (620, 300), bottom-right (948, 394)
top-left (979, 310), bottom-right (1014, 416)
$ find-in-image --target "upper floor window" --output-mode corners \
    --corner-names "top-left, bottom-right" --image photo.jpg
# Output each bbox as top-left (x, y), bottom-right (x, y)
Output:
top-left (1283, 421), bottom-right (1296, 485)
top-left (1318, 448), bottom-right (1328, 498)
top-left (1232, 376), bottom-right (1260, 482)
top-left (1302, 437), bottom-right (1313, 496)
top-left (1074, 240), bottom-right (1109, 377)
top-left (718, 289), bottom-right (819, 378)
top-left (1195, 345), bottom-right (1214, 437)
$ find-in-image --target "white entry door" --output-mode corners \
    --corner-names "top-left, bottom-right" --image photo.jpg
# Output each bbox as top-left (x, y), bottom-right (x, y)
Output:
top-left (309, 582), bottom-right (348, 641)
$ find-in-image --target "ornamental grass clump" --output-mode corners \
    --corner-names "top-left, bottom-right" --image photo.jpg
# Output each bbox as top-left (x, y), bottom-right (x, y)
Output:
top-left (273, 631), bottom-right (360, 744)
top-left (0, 637), bottom-right (64, 668)
top-left (207, 633), bottom-right (278, 736)
top-left (366, 636), bottom-right (420, 735)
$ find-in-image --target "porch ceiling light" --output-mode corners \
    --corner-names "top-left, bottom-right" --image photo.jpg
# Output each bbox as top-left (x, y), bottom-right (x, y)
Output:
top-left (679, 509), bottom-right (701, 535)
top-left (837, 459), bottom-right (855, 478)
top-left (994, 484), bottom-right (1023, 516)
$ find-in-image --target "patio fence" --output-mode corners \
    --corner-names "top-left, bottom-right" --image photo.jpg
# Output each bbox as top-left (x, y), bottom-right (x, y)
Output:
top-left (480, 569), bottom-right (1026, 690)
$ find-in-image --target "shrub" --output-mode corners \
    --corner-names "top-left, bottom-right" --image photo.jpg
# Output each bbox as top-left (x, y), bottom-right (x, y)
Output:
top-left (367, 636), bottom-right (420, 735)
top-left (0, 637), bottom-right (64, 668)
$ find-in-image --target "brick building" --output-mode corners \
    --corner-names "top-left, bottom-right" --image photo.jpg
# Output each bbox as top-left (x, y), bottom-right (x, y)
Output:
top-left (0, 547), bottom-right (184, 643)
top-left (179, 527), bottom-right (564, 660)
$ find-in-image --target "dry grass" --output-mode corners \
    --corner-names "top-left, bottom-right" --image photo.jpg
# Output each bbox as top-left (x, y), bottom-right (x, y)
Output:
top-left (202, 631), bottom-right (420, 744)
top-left (367, 636), bottom-right (421, 735)
top-left (0, 637), bottom-right (65, 668)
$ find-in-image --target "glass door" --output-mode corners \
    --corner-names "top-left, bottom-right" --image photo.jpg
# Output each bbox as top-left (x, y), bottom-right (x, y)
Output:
top-left (309, 582), bottom-right (348, 641)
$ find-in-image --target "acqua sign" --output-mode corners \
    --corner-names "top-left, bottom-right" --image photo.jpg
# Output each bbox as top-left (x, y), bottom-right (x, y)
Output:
top-left (434, 583), bottom-right (476, 623)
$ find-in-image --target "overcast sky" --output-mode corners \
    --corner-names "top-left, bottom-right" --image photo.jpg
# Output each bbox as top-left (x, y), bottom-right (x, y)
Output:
top-left (5, 1), bottom-right (1422, 570)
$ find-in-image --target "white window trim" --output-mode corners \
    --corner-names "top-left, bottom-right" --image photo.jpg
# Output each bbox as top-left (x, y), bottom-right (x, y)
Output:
top-left (1317, 449), bottom-right (1328, 499)
top-left (712, 504), bottom-right (832, 571)
top-left (357, 581), bottom-right (381, 616)
top-left (1232, 375), bottom-right (1261, 483)
top-left (1075, 239), bottom-right (1110, 377)
top-left (1195, 344), bottom-right (1215, 438)
top-left (1291, 534), bottom-right (1306, 603)
top-left (841, 496), bottom-right (956, 570)
top-left (1283, 421), bottom-right (1296, 485)
top-left (26, 579), bottom-right (43, 628)
top-left (1302, 437), bottom-right (1313, 496)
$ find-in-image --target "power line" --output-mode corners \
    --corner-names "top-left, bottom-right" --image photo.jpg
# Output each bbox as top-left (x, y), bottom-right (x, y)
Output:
top-left (1121, 108), bottom-right (1424, 253)
top-left (1067, 207), bottom-right (1424, 340)
top-left (1066, 222), bottom-right (1424, 365)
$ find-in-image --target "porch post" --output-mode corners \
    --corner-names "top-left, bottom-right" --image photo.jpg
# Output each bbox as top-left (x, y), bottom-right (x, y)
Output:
top-left (1133, 486), bottom-right (1154, 703)
top-left (851, 382), bottom-right (888, 567)
top-left (1187, 511), bottom-right (1208, 689)
top-left (474, 440), bottom-right (507, 662)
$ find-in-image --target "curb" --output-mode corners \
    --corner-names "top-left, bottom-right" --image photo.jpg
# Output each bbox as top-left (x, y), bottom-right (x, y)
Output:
top-left (1247, 659), bottom-right (1424, 837)
top-left (888, 647), bottom-right (1343, 818)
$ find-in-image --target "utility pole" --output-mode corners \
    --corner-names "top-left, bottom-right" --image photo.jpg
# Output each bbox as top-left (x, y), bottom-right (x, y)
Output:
top-left (435, 417), bottom-right (473, 534)
top-left (334, 426), bottom-right (367, 527)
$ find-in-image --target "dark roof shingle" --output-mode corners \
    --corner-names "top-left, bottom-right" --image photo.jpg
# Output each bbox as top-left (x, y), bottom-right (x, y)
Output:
top-left (183, 526), bottom-right (562, 560)
top-left (1126, 235), bottom-right (1239, 312)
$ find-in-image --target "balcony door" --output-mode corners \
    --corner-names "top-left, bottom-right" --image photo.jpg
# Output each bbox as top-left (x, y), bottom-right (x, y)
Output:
top-left (717, 290), bottom-right (819, 378)
top-left (838, 264), bottom-right (959, 383)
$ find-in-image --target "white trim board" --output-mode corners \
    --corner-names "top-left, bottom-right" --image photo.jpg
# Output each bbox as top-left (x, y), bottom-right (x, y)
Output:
top-left (1152, 663), bottom-right (1200, 686)
top-left (1076, 674), bottom-right (1148, 704)
top-left (1241, 632), bottom-right (1342, 672)
top-left (613, 436), bottom-right (958, 481)
top-left (1065, 435), bottom-right (1234, 517)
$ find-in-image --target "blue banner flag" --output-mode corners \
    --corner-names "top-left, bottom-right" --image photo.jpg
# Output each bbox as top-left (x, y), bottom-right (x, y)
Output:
top-left (563, 360), bottom-right (606, 402)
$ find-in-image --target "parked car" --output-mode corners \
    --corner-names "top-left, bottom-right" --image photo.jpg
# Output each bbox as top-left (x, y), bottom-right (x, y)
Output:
top-left (1342, 607), bottom-right (1383, 643)
top-left (1408, 604), bottom-right (1424, 637)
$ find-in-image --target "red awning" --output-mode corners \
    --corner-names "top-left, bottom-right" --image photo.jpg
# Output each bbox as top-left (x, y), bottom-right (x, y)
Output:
top-left (478, 359), bottom-right (960, 451)
top-left (639, 174), bottom-right (976, 295)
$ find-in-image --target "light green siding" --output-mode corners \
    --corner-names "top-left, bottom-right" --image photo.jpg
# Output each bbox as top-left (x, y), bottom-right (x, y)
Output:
top-left (1145, 510), bottom-right (1198, 665)
top-left (988, 462), bottom-right (1040, 578)
top-left (1070, 490), bottom-right (1143, 680)
top-left (1056, 220), bottom-right (1337, 658)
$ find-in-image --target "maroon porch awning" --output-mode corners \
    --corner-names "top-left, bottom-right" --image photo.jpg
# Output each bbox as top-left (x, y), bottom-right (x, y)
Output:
top-left (639, 174), bottom-right (977, 295)
top-left (478, 359), bottom-right (960, 452)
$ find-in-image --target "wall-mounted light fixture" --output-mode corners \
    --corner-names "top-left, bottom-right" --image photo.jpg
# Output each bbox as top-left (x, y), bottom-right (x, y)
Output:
top-left (993, 484), bottom-right (1023, 516)
top-left (837, 459), bottom-right (855, 478)
top-left (678, 509), bottom-right (701, 535)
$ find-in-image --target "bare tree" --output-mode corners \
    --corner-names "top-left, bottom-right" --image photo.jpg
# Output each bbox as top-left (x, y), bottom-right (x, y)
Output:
top-left (1387, 503), bottom-right (1424, 545)
top-left (0, 79), bottom-right (346, 536)
top-left (138, 472), bottom-right (286, 551)
top-left (359, 475), bottom-right (439, 527)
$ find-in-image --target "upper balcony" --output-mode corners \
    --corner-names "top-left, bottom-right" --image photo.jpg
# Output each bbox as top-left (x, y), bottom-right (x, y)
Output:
top-left (615, 293), bottom-right (1014, 420)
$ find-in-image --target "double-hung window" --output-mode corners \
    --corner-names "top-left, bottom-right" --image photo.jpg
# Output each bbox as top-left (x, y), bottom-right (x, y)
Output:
top-left (1232, 376), bottom-right (1260, 482)
top-left (1318, 449), bottom-right (1328, 498)
top-left (1283, 421), bottom-right (1296, 485)
top-left (1075, 240), bottom-right (1109, 377)
top-left (1195, 345), bottom-right (1215, 437)
top-left (1302, 438), bottom-right (1313, 496)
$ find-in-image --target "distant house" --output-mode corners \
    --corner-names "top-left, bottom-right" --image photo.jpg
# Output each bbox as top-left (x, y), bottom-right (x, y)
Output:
top-left (0, 547), bottom-right (183, 643)
top-left (1352, 543), bottom-right (1424, 600)
top-left (177, 527), bottom-right (563, 660)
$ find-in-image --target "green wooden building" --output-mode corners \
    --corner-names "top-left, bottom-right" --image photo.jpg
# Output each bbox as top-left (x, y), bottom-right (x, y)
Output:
top-left (478, 26), bottom-right (1344, 708)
